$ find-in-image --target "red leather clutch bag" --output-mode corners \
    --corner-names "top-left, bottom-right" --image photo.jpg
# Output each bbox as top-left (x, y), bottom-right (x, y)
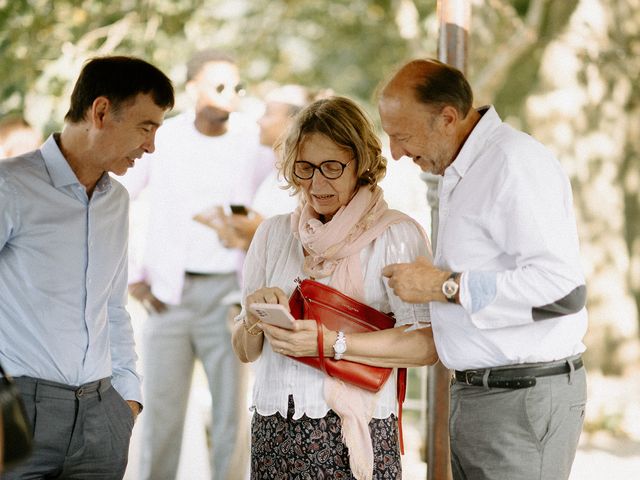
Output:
top-left (287, 278), bottom-right (407, 452)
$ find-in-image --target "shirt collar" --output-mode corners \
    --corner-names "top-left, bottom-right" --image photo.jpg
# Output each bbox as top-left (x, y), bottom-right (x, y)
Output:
top-left (447, 105), bottom-right (501, 178)
top-left (40, 133), bottom-right (112, 193)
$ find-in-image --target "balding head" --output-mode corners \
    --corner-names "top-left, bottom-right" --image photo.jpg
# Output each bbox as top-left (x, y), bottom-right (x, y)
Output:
top-left (382, 59), bottom-right (473, 118)
top-left (378, 58), bottom-right (481, 175)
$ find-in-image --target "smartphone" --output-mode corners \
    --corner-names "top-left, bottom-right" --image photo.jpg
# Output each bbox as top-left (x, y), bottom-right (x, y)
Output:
top-left (249, 303), bottom-right (296, 329)
top-left (230, 204), bottom-right (249, 215)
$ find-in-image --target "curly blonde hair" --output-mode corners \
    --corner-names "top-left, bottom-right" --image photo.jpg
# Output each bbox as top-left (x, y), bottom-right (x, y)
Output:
top-left (277, 96), bottom-right (387, 194)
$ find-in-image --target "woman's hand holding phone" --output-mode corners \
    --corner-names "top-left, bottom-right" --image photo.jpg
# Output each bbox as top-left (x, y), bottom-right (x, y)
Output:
top-left (249, 303), bottom-right (296, 329)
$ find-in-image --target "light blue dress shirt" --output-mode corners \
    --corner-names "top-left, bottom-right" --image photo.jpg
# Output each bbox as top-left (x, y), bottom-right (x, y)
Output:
top-left (0, 134), bottom-right (141, 402)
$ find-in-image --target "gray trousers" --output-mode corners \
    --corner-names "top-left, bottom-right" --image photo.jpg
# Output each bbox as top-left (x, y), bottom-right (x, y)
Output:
top-left (3, 377), bottom-right (133, 480)
top-left (138, 273), bottom-right (249, 480)
top-left (449, 365), bottom-right (587, 480)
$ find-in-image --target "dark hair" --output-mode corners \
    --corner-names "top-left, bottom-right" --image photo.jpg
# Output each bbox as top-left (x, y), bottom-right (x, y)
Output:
top-left (64, 56), bottom-right (175, 123)
top-left (413, 59), bottom-right (473, 117)
top-left (279, 96), bottom-right (386, 194)
top-left (186, 50), bottom-right (236, 82)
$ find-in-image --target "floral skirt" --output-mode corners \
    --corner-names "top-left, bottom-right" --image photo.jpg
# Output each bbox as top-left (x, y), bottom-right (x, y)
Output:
top-left (250, 395), bottom-right (401, 480)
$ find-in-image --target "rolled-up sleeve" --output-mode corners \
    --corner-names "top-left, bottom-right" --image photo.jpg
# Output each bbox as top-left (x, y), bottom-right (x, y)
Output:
top-left (459, 152), bottom-right (586, 330)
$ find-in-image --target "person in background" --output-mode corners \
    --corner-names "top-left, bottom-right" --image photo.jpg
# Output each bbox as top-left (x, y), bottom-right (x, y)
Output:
top-left (379, 58), bottom-right (587, 480)
top-left (0, 115), bottom-right (42, 159)
top-left (209, 84), bottom-right (311, 251)
top-left (0, 56), bottom-right (174, 479)
top-left (232, 96), bottom-right (438, 479)
top-left (120, 49), bottom-right (270, 480)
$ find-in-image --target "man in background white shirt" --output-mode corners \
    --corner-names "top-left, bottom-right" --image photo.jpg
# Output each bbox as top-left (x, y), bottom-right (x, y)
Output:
top-left (120, 50), bottom-right (270, 480)
top-left (380, 59), bottom-right (587, 480)
top-left (211, 84), bottom-right (310, 251)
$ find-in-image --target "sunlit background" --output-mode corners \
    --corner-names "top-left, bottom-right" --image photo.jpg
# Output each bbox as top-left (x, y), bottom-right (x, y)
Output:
top-left (2, 0), bottom-right (639, 478)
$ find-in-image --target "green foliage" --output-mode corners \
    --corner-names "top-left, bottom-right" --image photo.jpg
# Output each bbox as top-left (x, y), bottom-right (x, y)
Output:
top-left (583, 409), bottom-right (627, 437)
top-left (474, 0), bottom-right (580, 124)
top-left (0, 0), bottom-right (439, 131)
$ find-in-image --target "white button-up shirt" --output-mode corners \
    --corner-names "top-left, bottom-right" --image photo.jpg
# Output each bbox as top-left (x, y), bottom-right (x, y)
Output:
top-left (119, 111), bottom-right (271, 305)
top-left (430, 107), bottom-right (588, 371)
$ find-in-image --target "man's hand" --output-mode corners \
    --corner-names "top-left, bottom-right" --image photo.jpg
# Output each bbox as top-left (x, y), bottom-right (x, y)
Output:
top-left (382, 256), bottom-right (450, 303)
top-left (128, 281), bottom-right (167, 314)
top-left (126, 400), bottom-right (142, 422)
top-left (195, 206), bottom-right (263, 251)
top-left (226, 212), bottom-right (263, 250)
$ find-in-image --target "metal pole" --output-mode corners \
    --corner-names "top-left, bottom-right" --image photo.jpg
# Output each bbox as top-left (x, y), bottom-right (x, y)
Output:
top-left (426, 2), bottom-right (470, 479)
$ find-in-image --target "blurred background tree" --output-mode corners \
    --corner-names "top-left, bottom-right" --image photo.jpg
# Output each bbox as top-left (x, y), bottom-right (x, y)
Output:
top-left (1, 0), bottom-right (638, 375)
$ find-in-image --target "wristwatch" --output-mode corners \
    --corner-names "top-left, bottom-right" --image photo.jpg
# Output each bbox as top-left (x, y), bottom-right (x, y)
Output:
top-left (442, 272), bottom-right (461, 303)
top-left (333, 331), bottom-right (347, 360)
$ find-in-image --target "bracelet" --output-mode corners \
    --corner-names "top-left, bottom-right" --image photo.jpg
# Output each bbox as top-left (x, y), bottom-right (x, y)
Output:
top-left (242, 317), bottom-right (263, 336)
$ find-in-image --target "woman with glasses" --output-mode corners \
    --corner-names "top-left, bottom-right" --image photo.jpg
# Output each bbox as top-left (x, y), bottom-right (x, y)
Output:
top-left (231, 96), bottom-right (438, 480)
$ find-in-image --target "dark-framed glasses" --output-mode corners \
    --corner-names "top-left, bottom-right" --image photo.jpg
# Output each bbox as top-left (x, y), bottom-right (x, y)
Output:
top-left (214, 83), bottom-right (246, 96)
top-left (293, 160), bottom-right (353, 180)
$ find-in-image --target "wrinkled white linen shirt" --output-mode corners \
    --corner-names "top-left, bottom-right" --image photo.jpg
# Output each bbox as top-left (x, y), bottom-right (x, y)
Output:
top-left (240, 214), bottom-right (430, 420)
top-left (431, 106), bottom-right (588, 371)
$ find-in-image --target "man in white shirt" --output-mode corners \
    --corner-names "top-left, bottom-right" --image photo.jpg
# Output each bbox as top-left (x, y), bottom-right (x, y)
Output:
top-left (379, 59), bottom-right (587, 480)
top-left (120, 50), bottom-right (270, 480)
top-left (211, 84), bottom-right (309, 251)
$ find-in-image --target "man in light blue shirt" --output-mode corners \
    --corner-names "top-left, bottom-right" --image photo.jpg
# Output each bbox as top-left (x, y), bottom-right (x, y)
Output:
top-left (0, 56), bottom-right (174, 479)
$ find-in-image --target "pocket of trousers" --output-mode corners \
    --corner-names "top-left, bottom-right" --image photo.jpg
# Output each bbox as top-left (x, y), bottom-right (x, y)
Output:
top-left (524, 380), bottom-right (586, 449)
top-left (102, 387), bottom-right (135, 444)
top-left (523, 381), bottom-right (553, 449)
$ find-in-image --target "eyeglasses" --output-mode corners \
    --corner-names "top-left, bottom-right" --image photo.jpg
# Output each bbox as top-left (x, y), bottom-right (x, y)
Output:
top-left (293, 160), bottom-right (353, 180)
top-left (214, 83), bottom-right (246, 96)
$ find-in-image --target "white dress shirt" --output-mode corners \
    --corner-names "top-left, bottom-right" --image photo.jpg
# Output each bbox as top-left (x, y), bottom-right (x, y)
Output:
top-left (240, 214), bottom-right (430, 420)
top-left (430, 106), bottom-right (588, 371)
top-left (119, 111), bottom-right (271, 305)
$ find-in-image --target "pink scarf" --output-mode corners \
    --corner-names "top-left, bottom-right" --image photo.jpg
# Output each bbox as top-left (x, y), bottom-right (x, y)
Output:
top-left (291, 186), bottom-right (426, 480)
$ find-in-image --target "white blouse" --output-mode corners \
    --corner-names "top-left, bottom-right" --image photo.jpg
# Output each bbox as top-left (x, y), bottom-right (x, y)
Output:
top-left (239, 213), bottom-right (431, 420)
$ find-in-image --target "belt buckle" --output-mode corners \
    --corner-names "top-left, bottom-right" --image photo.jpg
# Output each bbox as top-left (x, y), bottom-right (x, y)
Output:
top-left (464, 370), bottom-right (478, 385)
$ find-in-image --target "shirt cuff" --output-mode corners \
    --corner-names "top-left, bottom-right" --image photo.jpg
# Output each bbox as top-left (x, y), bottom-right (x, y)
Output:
top-left (393, 304), bottom-right (431, 329)
top-left (111, 372), bottom-right (143, 407)
top-left (460, 271), bottom-right (497, 314)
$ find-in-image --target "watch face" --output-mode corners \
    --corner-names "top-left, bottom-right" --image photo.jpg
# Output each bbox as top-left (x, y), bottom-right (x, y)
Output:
top-left (334, 341), bottom-right (347, 354)
top-left (442, 279), bottom-right (458, 298)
